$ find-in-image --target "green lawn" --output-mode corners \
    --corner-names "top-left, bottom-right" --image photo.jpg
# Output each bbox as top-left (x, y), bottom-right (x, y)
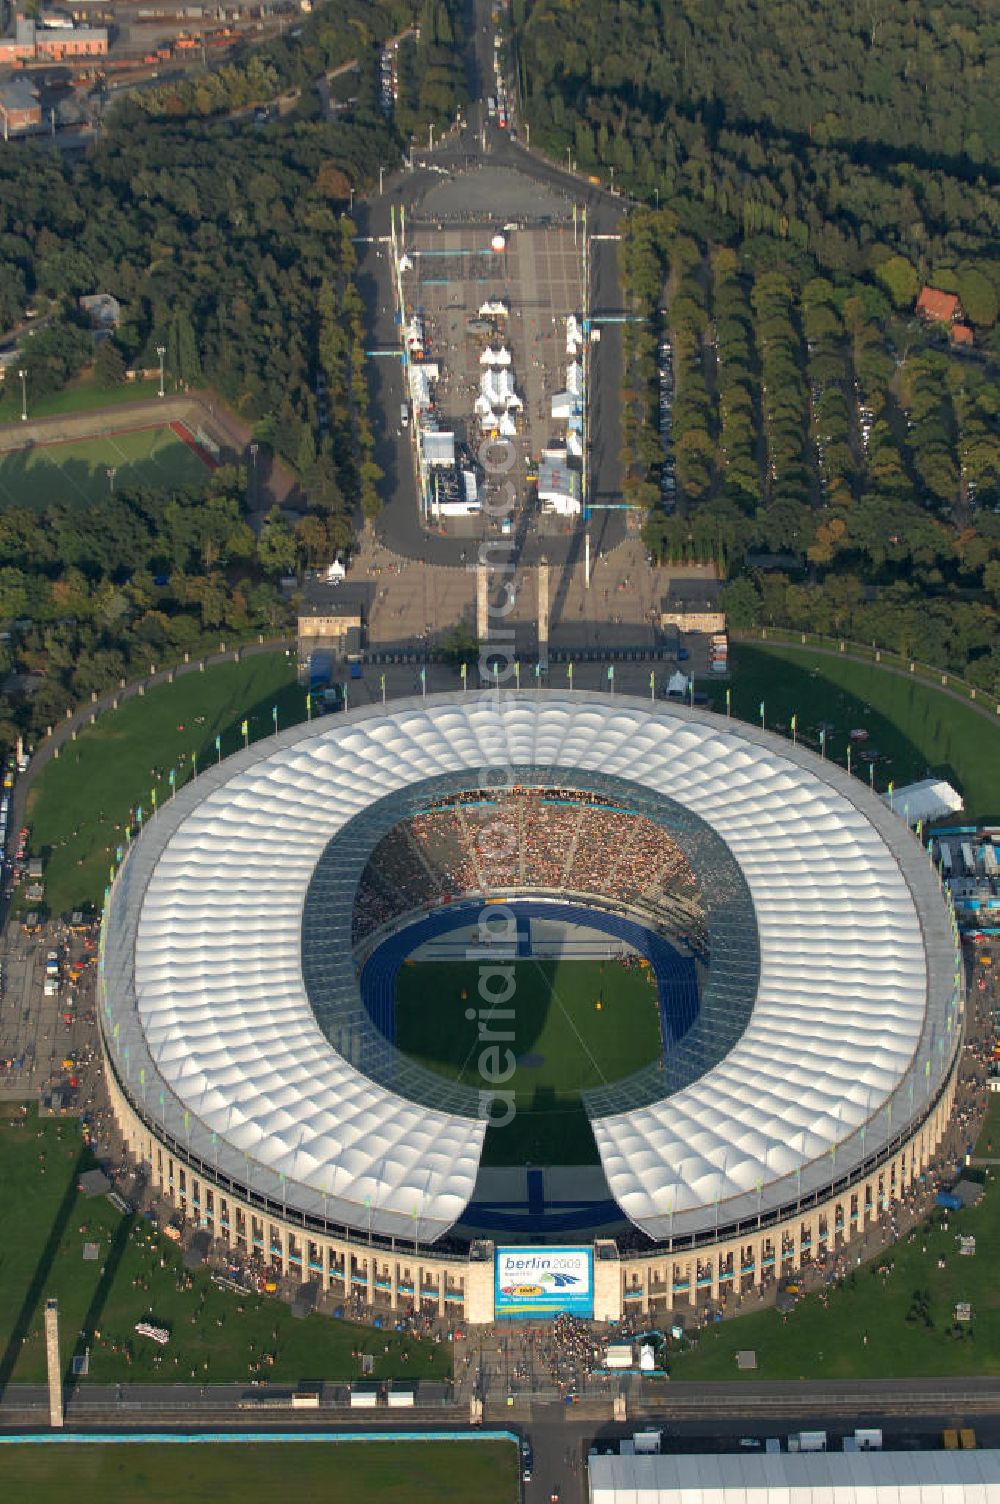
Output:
top-left (974, 1094), bottom-right (1000, 1157)
top-left (670, 1171), bottom-right (1000, 1380)
top-left (724, 643), bottom-right (1000, 821)
top-left (0, 423), bottom-right (210, 510)
top-left (0, 1443), bottom-right (517, 1504)
top-left (0, 375), bottom-right (162, 422)
top-left (0, 1112), bottom-right (451, 1387)
top-left (26, 652), bottom-right (304, 915)
top-left (395, 958), bottom-right (661, 1164)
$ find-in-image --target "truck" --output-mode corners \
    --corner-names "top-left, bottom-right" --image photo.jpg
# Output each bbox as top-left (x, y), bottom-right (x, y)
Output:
top-left (400, 402), bottom-right (409, 428)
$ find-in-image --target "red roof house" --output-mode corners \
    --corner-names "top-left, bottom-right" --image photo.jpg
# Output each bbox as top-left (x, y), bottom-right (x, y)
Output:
top-left (949, 323), bottom-right (974, 348)
top-left (916, 286), bottom-right (963, 324)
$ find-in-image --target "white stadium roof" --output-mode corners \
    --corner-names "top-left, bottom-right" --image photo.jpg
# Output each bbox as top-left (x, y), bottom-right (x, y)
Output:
top-left (588, 1450), bottom-right (1000, 1504)
top-left (99, 693), bottom-right (960, 1244)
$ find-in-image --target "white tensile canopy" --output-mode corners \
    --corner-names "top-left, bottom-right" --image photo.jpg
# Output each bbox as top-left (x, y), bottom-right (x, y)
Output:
top-left (104, 696), bottom-right (955, 1243)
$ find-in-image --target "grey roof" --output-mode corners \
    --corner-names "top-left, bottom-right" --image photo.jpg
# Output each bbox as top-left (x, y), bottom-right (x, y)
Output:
top-left (0, 79), bottom-right (40, 111)
top-left (589, 1449), bottom-right (1000, 1504)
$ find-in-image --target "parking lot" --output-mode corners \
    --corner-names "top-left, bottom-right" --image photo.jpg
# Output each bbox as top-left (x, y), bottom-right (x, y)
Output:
top-left (402, 221), bottom-right (585, 538)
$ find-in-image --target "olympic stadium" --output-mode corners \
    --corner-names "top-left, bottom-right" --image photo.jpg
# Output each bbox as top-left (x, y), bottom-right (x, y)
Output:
top-left (98, 692), bottom-right (963, 1324)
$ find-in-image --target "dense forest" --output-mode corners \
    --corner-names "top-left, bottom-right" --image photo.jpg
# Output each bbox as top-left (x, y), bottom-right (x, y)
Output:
top-left (0, 0), bottom-right (442, 740)
top-left (518, 0), bottom-right (1000, 690)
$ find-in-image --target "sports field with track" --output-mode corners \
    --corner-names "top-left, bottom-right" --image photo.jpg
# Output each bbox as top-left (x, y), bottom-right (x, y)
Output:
top-left (395, 957), bottom-right (662, 1164)
top-left (0, 422), bottom-right (213, 508)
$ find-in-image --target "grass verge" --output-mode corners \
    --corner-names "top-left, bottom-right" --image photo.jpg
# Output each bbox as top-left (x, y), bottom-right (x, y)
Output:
top-left (726, 643), bottom-right (1000, 821)
top-left (0, 1112), bottom-right (451, 1387)
top-left (26, 652), bottom-right (303, 916)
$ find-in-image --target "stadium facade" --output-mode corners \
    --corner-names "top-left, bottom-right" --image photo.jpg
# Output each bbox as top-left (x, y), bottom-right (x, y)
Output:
top-left (99, 693), bottom-right (962, 1324)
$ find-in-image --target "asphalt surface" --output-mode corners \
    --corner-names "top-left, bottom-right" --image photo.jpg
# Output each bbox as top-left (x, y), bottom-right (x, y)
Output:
top-left (355, 0), bottom-right (629, 569)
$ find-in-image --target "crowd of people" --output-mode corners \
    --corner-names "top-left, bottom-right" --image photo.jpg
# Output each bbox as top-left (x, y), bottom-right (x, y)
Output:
top-left (350, 789), bottom-right (708, 944)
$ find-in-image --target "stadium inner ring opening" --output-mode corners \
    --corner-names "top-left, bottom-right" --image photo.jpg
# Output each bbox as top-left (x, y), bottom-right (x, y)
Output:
top-left (302, 769), bottom-right (760, 1225)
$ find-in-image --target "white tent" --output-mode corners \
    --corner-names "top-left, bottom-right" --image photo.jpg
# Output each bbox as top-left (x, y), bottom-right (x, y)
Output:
top-left (479, 299), bottom-right (508, 317)
top-left (567, 360), bottom-right (583, 396)
top-left (566, 429), bottom-right (583, 458)
top-left (882, 778), bottom-right (963, 826)
top-left (474, 393), bottom-right (493, 418)
top-left (480, 346), bottom-right (512, 366)
top-left (422, 430), bottom-right (455, 467)
top-left (482, 368), bottom-right (515, 407)
top-left (551, 391), bottom-right (572, 419)
top-left (408, 367), bottom-right (432, 411)
top-left (666, 670), bottom-right (688, 696)
top-left (498, 411), bottom-right (517, 437)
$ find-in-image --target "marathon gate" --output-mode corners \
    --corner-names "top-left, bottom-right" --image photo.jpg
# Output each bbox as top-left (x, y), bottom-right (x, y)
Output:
top-left (494, 1246), bottom-right (594, 1319)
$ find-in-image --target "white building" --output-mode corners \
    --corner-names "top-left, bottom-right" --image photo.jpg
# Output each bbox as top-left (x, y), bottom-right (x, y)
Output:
top-left (589, 1449), bottom-right (1000, 1504)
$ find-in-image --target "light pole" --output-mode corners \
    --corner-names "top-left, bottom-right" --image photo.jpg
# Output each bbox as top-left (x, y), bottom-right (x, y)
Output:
top-left (106, 466), bottom-right (117, 495)
top-left (525, 121), bottom-right (530, 149)
top-left (428, 123), bottom-right (434, 151)
top-left (17, 368), bottom-right (27, 423)
top-left (249, 441), bottom-right (258, 510)
top-left (379, 163), bottom-right (384, 195)
top-left (565, 145), bottom-right (571, 174)
top-left (654, 187), bottom-right (659, 210)
top-left (156, 345), bottom-right (166, 399)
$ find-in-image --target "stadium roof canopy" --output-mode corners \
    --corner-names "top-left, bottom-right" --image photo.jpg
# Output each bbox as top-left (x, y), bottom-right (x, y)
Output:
top-left (588, 1449), bottom-right (1000, 1504)
top-left (100, 693), bottom-right (960, 1244)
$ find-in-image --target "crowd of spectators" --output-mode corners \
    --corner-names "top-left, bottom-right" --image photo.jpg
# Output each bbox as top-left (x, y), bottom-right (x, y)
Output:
top-left (350, 790), bottom-right (707, 945)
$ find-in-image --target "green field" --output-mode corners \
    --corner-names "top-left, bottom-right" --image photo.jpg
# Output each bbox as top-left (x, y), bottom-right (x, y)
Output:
top-left (974, 1094), bottom-right (1000, 1157)
top-left (670, 1167), bottom-right (1000, 1380)
top-left (0, 423), bottom-right (211, 509)
top-left (0, 1443), bottom-right (517, 1504)
top-left (0, 1111), bottom-right (451, 1387)
top-left (726, 643), bottom-right (1000, 820)
top-left (395, 958), bottom-right (662, 1165)
top-left (26, 652), bottom-right (303, 915)
top-left (0, 374), bottom-right (162, 422)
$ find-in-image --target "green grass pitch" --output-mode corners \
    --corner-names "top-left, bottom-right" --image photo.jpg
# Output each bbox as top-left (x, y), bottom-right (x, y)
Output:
top-left (0, 424), bottom-right (211, 509)
top-left (395, 958), bottom-right (662, 1165)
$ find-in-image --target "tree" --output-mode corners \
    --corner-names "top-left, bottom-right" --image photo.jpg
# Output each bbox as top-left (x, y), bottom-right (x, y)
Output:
top-left (257, 507), bottom-right (298, 578)
top-left (873, 254), bottom-right (918, 310)
top-left (438, 618), bottom-right (478, 665)
top-left (719, 576), bottom-right (760, 629)
top-left (95, 338), bottom-right (126, 387)
top-left (956, 268), bottom-right (999, 329)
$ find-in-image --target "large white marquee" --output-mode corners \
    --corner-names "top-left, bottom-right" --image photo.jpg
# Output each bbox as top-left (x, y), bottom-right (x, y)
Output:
top-left (99, 692), bottom-right (960, 1244)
